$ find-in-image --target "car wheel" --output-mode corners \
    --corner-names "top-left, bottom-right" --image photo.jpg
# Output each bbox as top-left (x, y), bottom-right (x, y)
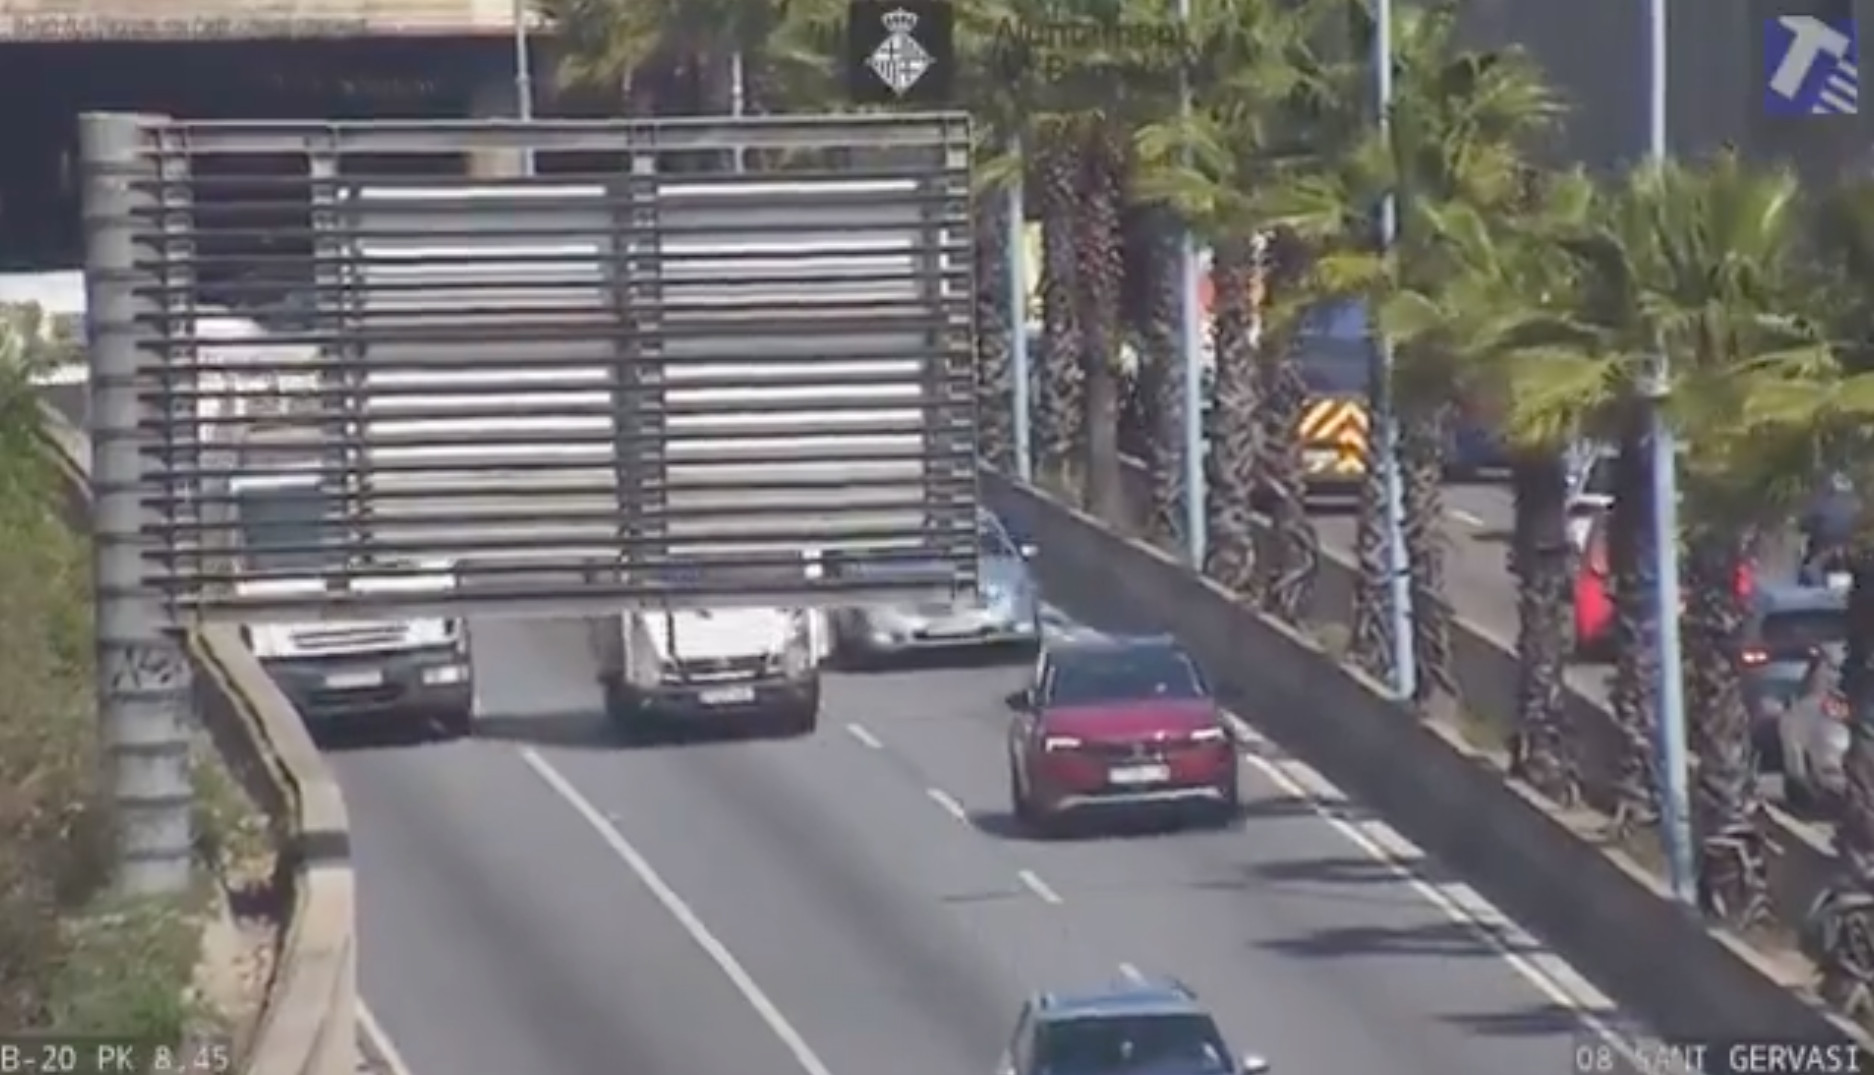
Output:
top-left (435, 703), bottom-right (474, 741)
top-left (603, 678), bottom-right (663, 746)
top-left (1010, 762), bottom-right (1030, 819)
top-left (775, 687), bottom-right (821, 738)
top-left (1213, 780), bottom-right (1242, 828)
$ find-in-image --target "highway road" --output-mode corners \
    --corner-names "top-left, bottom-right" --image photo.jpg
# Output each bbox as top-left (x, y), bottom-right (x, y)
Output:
top-left (331, 591), bottom-right (1667, 1075)
top-left (1315, 481), bottom-right (1523, 634)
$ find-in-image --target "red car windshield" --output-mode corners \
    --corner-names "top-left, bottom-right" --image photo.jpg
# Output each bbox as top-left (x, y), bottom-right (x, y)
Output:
top-left (1048, 648), bottom-right (1207, 707)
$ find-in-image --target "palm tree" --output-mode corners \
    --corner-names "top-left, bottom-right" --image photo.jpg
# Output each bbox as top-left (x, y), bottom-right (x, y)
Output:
top-left (1503, 174), bottom-right (1668, 840)
top-left (545, 0), bottom-right (842, 120)
top-left (1374, 8), bottom-right (1564, 705)
top-left (1639, 155), bottom-right (1827, 926)
top-left (1131, 207), bottom-right (1188, 550)
top-left (1796, 180), bottom-right (1874, 1008)
top-left (1134, 0), bottom-right (1339, 623)
top-left (1509, 155), bottom-right (1829, 923)
top-left (1205, 233), bottom-right (1266, 599)
top-left (1383, 173), bottom-right (1592, 801)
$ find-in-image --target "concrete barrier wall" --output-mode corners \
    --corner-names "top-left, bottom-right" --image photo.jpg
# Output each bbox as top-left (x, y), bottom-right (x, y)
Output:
top-left (1111, 458), bottom-right (1841, 971)
top-left (987, 467), bottom-right (1860, 1045)
top-left (36, 405), bottom-right (357, 1075)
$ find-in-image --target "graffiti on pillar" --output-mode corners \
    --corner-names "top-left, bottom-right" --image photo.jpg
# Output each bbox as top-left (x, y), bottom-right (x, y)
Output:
top-left (102, 641), bottom-right (187, 693)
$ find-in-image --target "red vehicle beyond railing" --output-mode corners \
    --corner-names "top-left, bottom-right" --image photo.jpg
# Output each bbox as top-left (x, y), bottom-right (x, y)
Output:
top-left (1572, 507), bottom-right (1755, 661)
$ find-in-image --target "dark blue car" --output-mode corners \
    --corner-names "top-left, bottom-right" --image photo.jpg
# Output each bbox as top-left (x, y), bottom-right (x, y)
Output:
top-left (999, 978), bottom-right (1270, 1075)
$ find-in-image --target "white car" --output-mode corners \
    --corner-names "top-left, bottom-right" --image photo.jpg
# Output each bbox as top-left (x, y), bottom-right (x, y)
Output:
top-left (1776, 645), bottom-right (1851, 810)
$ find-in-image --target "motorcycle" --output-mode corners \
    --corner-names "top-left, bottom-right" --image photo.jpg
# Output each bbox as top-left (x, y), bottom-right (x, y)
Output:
top-left (1800, 542), bottom-right (1855, 592)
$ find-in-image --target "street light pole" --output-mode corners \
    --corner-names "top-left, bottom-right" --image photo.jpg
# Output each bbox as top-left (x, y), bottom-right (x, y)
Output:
top-left (1643, 0), bottom-right (1696, 909)
top-left (1373, 0), bottom-right (1417, 701)
top-left (513, 0), bottom-right (535, 176)
top-left (1008, 135), bottom-right (1033, 483)
top-left (1176, 0), bottom-right (1207, 567)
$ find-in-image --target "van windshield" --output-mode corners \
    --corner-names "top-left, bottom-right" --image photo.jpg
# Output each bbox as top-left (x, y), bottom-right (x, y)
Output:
top-left (235, 485), bottom-right (342, 572)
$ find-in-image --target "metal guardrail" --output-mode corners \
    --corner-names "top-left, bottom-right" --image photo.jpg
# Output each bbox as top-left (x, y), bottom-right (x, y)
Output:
top-left (78, 112), bottom-right (981, 623)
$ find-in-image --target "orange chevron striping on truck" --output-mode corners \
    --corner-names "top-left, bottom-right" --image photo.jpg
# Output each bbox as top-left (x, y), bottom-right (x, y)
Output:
top-left (1299, 398), bottom-right (1368, 446)
top-left (1298, 398), bottom-right (1369, 479)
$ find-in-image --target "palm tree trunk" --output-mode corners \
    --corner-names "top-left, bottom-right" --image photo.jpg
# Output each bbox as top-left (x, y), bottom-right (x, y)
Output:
top-left (1508, 450), bottom-right (1579, 804)
top-left (1348, 436), bottom-right (1394, 681)
top-left (1035, 137), bottom-right (1085, 495)
top-left (1203, 234), bottom-right (1260, 599)
top-left (1139, 213), bottom-right (1186, 551)
top-left (973, 190), bottom-right (1016, 474)
top-left (1808, 547), bottom-right (1874, 1019)
top-left (1075, 130), bottom-right (1127, 524)
top-left (1401, 392), bottom-right (1457, 705)
top-left (1683, 522), bottom-right (1772, 927)
top-left (1253, 234), bottom-right (1317, 625)
top-left (1608, 413), bottom-right (1662, 840)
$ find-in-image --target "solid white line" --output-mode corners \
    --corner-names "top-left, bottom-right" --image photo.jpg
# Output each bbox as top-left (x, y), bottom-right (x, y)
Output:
top-left (357, 1000), bottom-right (416, 1075)
top-left (1017, 869), bottom-right (1064, 905)
top-left (1448, 509), bottom-right (1488, 528)
top-left (1117, 962), bottom-right (1145, 983)
top-left (1219, 711), bottom-right (1684, 1074)
top-left (925, 786), bottom-right (970, 823)
top-left (518, 748), bottom-right (837, 1075)
top-left (844, 722), bottom-right (883, 750)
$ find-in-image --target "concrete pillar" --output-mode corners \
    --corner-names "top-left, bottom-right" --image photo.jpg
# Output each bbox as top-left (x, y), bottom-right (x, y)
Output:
top-left (467, 77), bottom-right (528, 179)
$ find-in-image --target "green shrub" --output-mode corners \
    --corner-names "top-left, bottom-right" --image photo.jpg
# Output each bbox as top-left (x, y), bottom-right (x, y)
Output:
top-left (0, 304), bottom-right (201, 1037)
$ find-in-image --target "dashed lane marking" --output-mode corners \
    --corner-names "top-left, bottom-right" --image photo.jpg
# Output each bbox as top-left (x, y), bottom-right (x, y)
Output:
top-left (519, 748), bottom-right (838, 1075)
top-left (1017, 868), bottom-right (1064, 905)
top-left (925, 786), bottom-right (970, 823)
top-left (844, 722), bottom-right (883, 750)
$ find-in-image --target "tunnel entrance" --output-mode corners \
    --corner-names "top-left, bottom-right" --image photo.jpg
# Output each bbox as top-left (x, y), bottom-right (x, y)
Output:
top-left (0, 35), bottom-right (516, 272)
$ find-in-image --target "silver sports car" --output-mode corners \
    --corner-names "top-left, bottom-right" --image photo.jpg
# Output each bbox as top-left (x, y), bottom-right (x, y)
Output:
top-left (832, 510), bottom-right (1042, 663)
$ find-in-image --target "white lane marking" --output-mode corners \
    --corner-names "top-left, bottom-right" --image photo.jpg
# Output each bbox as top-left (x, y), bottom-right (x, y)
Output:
top-left (925, 786), bottom-right (970, 823)
top-left (1219, 712), bottom-right (1681, 1073)
top-left (1449, 509), bottom-right (1488, 528)
top-left (1117, 962), bottom-right (1145, 983)
top-left (1018, 868), bottom-right (1064, 905)
top-left (357, 1000), bottom-right (416, 1075)
top-left (518, 748), bottom-right (837, 1075)
top-left (845, 722), bottom-right (883, 750)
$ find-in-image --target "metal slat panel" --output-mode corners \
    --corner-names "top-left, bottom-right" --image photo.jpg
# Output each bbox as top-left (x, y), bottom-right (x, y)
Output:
top-left (81, 112), bottom-right (980, 623)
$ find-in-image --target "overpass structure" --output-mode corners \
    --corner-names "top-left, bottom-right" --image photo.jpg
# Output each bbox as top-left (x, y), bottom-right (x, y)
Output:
top-left (0, 0), bottom-right (537, 39)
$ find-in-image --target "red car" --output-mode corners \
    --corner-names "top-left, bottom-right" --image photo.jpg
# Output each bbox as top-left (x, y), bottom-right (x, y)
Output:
top-left (1572, 507), bottom-right (1756, 661)
top-left (1006, 634), bottom-right (1239, 833)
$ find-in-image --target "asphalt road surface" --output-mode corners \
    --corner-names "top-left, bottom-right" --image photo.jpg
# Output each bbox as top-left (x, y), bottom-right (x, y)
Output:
top-left (31, 382), bottom-right (1676, 1075)
top-left (331, 591), bottom-right (1666, 1075)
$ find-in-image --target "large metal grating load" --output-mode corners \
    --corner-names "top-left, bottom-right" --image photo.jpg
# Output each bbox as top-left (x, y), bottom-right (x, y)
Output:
top-left (80, 113), bottom-right (980, 622)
